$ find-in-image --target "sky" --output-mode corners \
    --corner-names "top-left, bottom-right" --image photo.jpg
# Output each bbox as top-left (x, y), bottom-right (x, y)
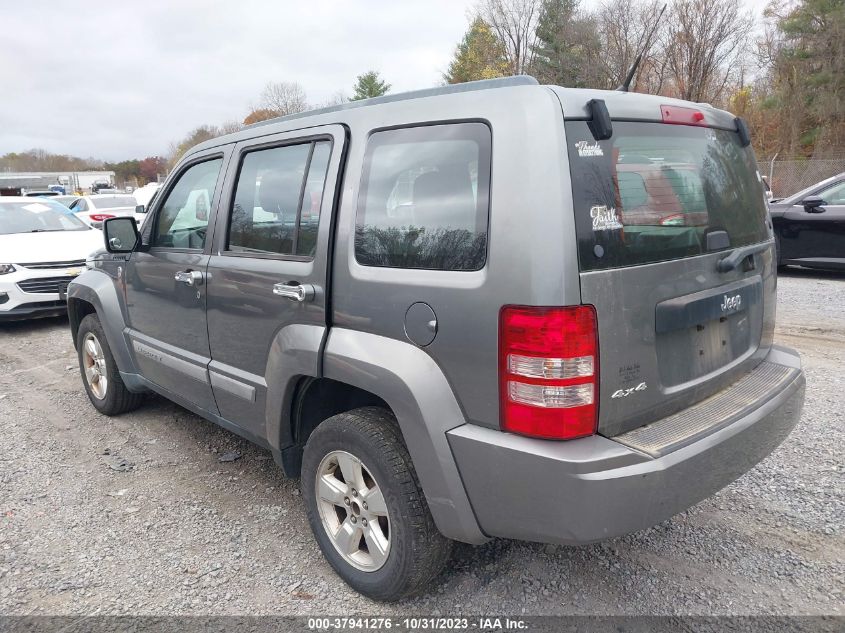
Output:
top-left (1, 0), bottom-right (772, 162)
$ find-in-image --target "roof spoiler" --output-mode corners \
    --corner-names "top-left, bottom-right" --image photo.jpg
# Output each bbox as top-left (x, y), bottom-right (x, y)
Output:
top-left (587, 99), bottom-right (613, 140)
top-left (735, 117), bottom-right (752, 147)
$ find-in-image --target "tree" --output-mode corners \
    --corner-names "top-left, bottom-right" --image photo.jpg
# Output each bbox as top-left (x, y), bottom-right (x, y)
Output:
top-left (772, 0), bottom-right (845, 154)
top-left (664, 0), bottom-right (755, 104)
top-left (592, 0), bottom-right (668, 92)
top-left (243, 108), bottom-right (278, 125)
top-left (1, 150), bottom-right (99, 172)
top-left (445, 16), bottom-right (511, 83)
top-left (168, 125), bottom-right (221, 167)
top-left (104, 159), bottom-right (140, 187)
top-left (318, 91), bottom-right (349, 108)
top-left (478, 0), bottom-right (543, 75)
top-left (138, 156), bottom-right (167, 184)
top-left (531, 0), bottom-right (602, 87)
top-left (350, 71), bottom-right (391, 101)
top-left (260, 81), bottom-right (309, 116)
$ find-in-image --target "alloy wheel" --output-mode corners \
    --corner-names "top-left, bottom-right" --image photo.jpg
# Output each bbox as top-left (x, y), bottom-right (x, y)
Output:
top-left (315, 450), bottom-right (391, 571)
top-left (82, 332), bottom-right (108, 400)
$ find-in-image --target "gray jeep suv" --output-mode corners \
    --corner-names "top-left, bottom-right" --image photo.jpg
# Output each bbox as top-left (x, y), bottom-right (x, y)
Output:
top-left (68, 76), bottom-right (806, 601)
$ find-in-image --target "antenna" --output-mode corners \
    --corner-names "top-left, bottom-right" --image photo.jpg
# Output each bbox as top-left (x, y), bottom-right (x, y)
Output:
top-left (617, 3), bottom-right (667, 92)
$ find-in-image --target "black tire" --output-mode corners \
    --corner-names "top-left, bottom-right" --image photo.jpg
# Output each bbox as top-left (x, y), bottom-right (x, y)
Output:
top-left (302, 407), bottom-right (452, 601)
top-left (76, 313), bottom-right (144, 415)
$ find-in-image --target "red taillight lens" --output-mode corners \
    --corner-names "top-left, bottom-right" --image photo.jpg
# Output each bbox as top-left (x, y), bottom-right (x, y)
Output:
top-left (89, 213), bottom-right (115, 222)
top-left (660, 105), bottom-right (706, 126)
top-left (499, 305), bottom-right (598, 440)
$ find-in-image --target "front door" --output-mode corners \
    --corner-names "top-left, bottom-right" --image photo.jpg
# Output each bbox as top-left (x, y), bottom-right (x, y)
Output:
top-left (125, 150), bottom-right (230, 413)
top-left (781, 179), bottom-right (845, 262)
top-left (204, 126), bottom-right (344, 437)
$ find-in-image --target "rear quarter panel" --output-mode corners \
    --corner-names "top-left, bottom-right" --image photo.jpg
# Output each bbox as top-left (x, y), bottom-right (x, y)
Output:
top-left (331, 86), bottom-right (582, 429)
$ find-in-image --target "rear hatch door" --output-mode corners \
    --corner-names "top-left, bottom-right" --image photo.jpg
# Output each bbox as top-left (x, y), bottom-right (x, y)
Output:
top-left (564, 115), bottom-right (775, 437)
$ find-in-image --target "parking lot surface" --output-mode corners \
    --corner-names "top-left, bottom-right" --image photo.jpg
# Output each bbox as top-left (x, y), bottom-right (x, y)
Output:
top-left (0, 269), bottom-right (842, 615)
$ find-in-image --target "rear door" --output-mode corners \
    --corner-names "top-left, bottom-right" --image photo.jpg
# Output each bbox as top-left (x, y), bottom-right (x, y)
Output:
top-left (564, 118), bottom-right (775, 437)
top-left (204, 126), bottom-right (344, 437)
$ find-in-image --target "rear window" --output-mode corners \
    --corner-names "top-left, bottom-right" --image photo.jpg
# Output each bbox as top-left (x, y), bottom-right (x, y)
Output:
top-left (566, 121), bottom-right (768, 271)
top-left (91, 196), bottom-right (137, 209)
top-left (355, 122), bottom-right (491, 271)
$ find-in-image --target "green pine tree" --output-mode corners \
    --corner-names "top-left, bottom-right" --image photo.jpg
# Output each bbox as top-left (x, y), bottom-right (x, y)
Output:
top-left (531, 0), bottom-right (601, 88)
top-left (350, 71), bottom-right (391, 101)
top-left (444, 17), bottom-right (510, 84)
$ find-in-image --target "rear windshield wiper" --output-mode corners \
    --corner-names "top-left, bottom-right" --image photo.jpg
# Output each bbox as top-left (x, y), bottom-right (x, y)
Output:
top-left (717, 242), bottom-right (771, 272)
top-left (30, 229), bottom-right (64, 233)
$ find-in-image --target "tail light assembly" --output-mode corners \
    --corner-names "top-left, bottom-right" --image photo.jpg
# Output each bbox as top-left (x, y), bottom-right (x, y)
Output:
top-left (499, 305), bottom-right (598, 440)
top-left (89, 213), bottom-right (115, 222)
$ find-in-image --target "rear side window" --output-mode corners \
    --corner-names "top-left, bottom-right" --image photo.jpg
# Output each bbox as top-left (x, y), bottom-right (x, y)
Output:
top-left (229, 140), bottom-right (331, 258)
top-left (355, 122), bottom-right (491, 271)
top-left (566, 121), bottom-right (769, 271)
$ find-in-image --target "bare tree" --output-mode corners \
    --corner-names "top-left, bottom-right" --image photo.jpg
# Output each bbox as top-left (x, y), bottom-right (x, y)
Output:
top-left (478, 0), bottom-right (543, 75)
top-left (317, 91), bottom-right (349, 108)
top-left (259, 81), bottom-right (309, 116)
top-left (664, 0), bottom-right (754, 104)
top-left (594, 0), bottom-right (668, 92)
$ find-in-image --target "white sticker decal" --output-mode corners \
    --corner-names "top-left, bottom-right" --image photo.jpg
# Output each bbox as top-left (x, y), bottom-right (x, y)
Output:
top-left (575, 140), bottom-right (604, 157)
top-left (23, 203), bottom-right (51, 213)
top-left (590, 205), bottom-right (623, 231)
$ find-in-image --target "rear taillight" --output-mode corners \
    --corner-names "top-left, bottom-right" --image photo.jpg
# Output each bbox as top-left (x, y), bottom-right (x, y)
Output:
top-left (499, 305), bottom-right (598, 440)
top-left (89, 213), bottom-right (115, 222)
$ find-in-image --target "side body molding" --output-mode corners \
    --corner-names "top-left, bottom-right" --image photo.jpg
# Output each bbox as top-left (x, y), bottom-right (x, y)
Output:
top-left (323, 328), bottom-right (488, 545)
top-left (67, 269), bottom-right (139, 378)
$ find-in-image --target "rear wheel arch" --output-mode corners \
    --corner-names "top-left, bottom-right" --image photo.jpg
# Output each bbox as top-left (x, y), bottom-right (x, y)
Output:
top-left (279, 377), bottom-right (391, 477)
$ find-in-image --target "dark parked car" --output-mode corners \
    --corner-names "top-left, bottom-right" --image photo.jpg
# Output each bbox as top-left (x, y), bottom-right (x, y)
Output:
top-left (769, 172), bottom-right (845, 270)
top-left (67, 77), bottom-right (805, 601)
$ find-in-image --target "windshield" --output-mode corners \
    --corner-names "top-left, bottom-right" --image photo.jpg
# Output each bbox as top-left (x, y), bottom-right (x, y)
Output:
top-left (566, 121), bottom-right (769, 271)
top-left (90, 196), bottom-right (137, 209)
top-left (0, 200), bottom-right (90, 235)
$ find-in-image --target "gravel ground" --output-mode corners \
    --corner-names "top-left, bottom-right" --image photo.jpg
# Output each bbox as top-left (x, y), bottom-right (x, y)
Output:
top-left (0, 269), bottom-right (842, 616)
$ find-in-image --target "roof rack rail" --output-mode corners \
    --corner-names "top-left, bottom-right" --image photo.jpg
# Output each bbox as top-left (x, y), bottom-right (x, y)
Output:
top-left (247, 75), bottom-right (540, 129)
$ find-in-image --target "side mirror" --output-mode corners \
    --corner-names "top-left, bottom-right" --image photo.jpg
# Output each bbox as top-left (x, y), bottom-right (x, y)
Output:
top-left (103, 217), bottom-right (139, 253)
top-left (802, 195), bottom-right (826, 213)
top-left (135, 204), bottom-right (146, 214)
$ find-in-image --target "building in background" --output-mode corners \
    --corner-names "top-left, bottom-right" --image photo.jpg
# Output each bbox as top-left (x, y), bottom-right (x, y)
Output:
top-left (0, 171), bottom-right (116, 195)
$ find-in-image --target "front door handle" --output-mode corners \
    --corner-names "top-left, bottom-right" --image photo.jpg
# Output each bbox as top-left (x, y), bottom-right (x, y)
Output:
top-left (174, 270), bottom-right (204, 286)
top-left (273, 282), bottom-right (317, 302)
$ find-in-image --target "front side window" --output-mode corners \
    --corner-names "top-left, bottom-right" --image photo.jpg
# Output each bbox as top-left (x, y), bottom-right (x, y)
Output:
top-left (153, 158), bottom-right (222, 249)
top-left (566, 121), bottom-right (769, 271)
top-left (355, 123), bottom-right (491, 271)
top-left (228, 140), bottom-right (331, 257)
top-left (818, 180), bottom-right (845, 205)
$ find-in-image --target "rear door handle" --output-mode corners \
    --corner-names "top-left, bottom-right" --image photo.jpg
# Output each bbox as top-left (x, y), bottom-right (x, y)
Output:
top-left (273, 282), bottom-right (317, 302)
top-left (174, 270), bottom-right (204, 286)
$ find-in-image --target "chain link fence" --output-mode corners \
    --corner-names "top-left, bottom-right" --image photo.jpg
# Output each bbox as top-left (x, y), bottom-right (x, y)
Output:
top-left (760, 157), bottom-right (845, 200)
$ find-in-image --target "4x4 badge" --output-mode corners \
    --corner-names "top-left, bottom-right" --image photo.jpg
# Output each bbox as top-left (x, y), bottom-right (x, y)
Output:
top-left (612, 382), bottom-right (648, 399)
